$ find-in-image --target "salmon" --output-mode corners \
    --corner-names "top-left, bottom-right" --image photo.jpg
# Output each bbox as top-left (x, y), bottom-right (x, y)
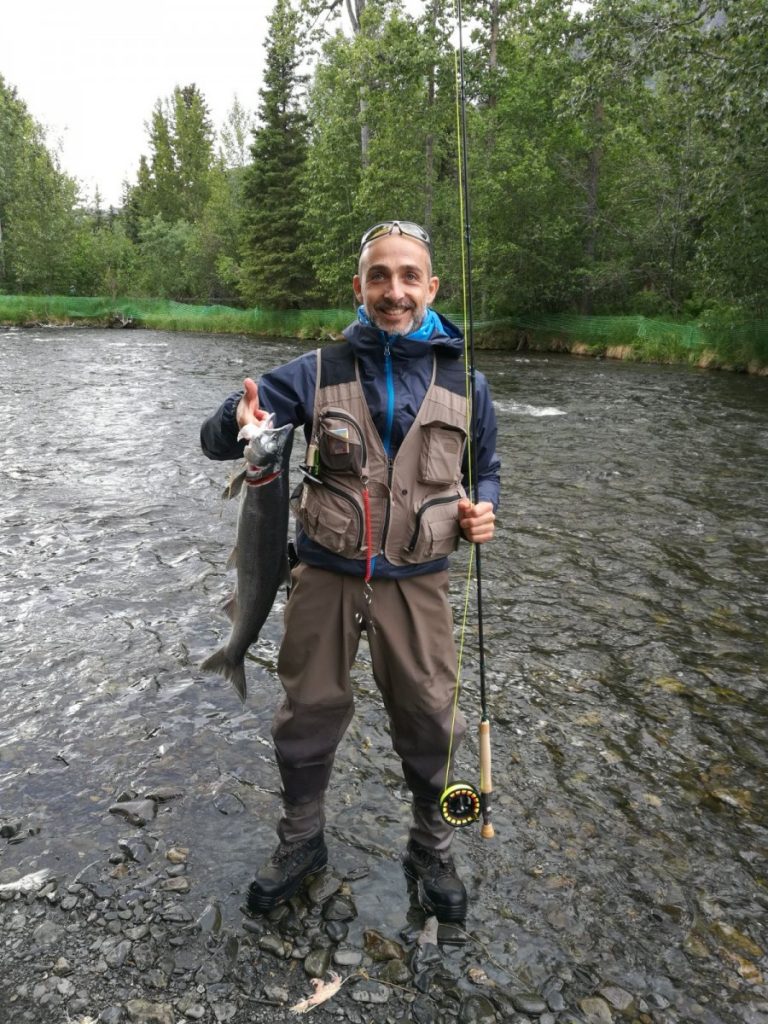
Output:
top-left (202, 419), bottom-right (294, 701)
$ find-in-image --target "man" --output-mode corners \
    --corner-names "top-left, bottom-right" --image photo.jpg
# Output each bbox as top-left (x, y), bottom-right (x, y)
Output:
top-left (200, 220), bottom-right (500, 923)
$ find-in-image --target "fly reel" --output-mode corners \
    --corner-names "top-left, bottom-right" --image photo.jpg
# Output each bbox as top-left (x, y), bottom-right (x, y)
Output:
top-left (439, 781), bottom-right (481, 828)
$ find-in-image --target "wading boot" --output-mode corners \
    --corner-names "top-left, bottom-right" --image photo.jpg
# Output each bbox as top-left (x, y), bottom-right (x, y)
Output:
top-left (246, 833), bottom-right (327, 913)
top-left (402, 839), bottom-right (467, 923)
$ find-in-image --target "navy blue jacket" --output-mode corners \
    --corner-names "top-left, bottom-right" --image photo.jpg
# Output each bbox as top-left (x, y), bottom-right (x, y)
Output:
top-left (200, 312), bottom-right (501, 578)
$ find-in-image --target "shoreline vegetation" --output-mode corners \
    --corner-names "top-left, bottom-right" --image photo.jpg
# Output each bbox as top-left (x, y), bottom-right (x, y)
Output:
top-left (2, 295), bottom-right (767, 376)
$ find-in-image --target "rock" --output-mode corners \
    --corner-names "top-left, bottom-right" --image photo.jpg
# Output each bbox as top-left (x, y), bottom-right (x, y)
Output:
top-left (350, 980), bottom-right (391, 1004)
top-left (263, 983), bottom-right (290, 1003)
top-left (124, 999), bottom-right (175, 1024)
top-left (32, 920), bottom-right (66, 947)
top-left (258, 934), bottom-right (292, 958)
top-left (304, 947), bottom-right (332, 978)
top-left (307, 872), bottom-right (342, 905)
top-left (599, 984), bottom-right (635, 1012)
top-left (160, 876), bottom-right (190, 894)
top-left (459, 994), bottom-right (498, 1023)
top-left (323, 894), bottom-right (357, 922)
top-left (579, 995), bottom-right (614, 1023)
top-left (108, 799), bottom-right (158, 827)
top-left (325, 919), bottom-right (349, 942)
top-left (166, 847), bottom-right (189, 864)
top-left (105, 939), bottom-right (133, 967)
top-left (511, 992), bottom-right (548, 1015)
top-left (99, 1007), bottom-right (124, 1024)
top-left (333, 946), bottom-right (364, 967)
top-left (364, 929), bottom-right (406, 961)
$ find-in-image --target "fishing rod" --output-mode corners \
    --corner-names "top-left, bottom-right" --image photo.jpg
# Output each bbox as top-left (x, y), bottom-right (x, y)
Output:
top-left (438, 0), bottom-right (494, 841)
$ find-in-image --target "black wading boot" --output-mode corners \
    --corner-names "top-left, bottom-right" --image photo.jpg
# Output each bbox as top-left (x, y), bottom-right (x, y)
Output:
top-left (402, 838), bottom-right (467, 923)
top-left (246, 833), bottom-right (328, 913)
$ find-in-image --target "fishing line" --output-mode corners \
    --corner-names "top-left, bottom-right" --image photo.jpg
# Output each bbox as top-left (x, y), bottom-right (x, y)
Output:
top-left (439, 0), bottom-right (494, 839)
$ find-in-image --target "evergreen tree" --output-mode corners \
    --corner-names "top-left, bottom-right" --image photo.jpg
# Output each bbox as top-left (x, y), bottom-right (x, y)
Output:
top-left (239, 0), bottom-right (316, 308)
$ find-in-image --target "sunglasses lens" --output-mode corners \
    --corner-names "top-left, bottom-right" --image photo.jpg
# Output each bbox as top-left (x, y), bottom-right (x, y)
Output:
top-left (360, 221), bottom-right (430, 252)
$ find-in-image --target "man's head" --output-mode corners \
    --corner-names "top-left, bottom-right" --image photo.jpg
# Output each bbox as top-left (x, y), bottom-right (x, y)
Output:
top-left (354, 220), bottom-right (439, 336)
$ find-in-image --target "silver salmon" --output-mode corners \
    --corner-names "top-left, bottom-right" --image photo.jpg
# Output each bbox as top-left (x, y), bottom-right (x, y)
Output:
top-left (202, 419), bottom-right (294, 701)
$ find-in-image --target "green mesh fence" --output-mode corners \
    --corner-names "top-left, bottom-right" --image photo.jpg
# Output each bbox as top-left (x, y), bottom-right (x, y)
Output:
top-left (1, 295), bottom-right (767, 367)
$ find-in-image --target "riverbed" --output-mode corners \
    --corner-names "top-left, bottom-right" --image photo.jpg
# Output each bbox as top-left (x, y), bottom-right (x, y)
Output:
top-left (1, 327), bottom-right (766, 1023)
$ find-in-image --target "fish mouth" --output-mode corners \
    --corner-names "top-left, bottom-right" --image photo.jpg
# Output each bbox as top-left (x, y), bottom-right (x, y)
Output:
top-left (245, 467), bottom-right (282, 487)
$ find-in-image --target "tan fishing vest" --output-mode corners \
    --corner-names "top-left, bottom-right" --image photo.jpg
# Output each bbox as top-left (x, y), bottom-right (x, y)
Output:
top-left (293, 343), bottom-right (468, 566)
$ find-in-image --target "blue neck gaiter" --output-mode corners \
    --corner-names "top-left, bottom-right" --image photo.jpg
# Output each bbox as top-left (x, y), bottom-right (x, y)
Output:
top-left (357, 305), bottom-right (440, 342)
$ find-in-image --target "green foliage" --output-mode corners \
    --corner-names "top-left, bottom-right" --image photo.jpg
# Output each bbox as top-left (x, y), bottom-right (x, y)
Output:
top-left (2, 0), bottom-right (767, 345)
top-left (239, 0), bottom-right (317, 309)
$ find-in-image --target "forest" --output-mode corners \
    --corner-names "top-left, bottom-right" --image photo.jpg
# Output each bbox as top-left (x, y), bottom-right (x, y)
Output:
top-left (0, 0), bottom-right (766, 331)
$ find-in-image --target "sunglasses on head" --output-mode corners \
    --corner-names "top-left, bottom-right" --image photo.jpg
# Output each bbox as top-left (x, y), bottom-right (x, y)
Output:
top-left (359, 220), bottom-right (431, 253)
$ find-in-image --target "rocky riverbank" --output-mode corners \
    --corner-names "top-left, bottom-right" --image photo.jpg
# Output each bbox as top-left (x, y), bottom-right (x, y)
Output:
top-left (1, 794), bottom-right (714, 1024)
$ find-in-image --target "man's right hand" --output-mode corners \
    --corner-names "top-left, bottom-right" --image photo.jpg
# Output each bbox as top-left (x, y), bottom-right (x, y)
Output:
top-left (236, 377), bottom-right (269, 431)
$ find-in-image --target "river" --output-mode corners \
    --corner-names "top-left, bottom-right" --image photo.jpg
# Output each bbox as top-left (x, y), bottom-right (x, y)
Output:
top-left (1, 327), bottom-right (766, 1022)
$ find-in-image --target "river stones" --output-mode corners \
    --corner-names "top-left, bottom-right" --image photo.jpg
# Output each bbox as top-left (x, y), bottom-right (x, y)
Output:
top-left (108, 799), bottom-right (158, 827)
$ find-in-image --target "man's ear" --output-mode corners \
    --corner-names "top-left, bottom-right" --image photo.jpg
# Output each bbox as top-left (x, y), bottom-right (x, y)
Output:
top-left (352, 274), bottom-right (363, 303)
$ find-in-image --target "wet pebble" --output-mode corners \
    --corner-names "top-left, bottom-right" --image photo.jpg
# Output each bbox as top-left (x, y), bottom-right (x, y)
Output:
top-left (458, 994), bottom-right (498, 1023)
top-left (307, 871), bottom-right (342, 904)
top-left (333, 946), bottom-right (364, 967)
top-left (579, 995), bottom-right (614, 1023)
top-left (364, 928), bottom-right (406, 961)
top-left (304, 946), bottom-right (332, 977)
top-left (323, 894), bottom-right (357, 921)
top-left (511, 992), bottom-right (549, 1015)
top-left (108, 799), bottom-right (158, 827)
top-left (124, 999), bottom-right (175, 1024)
top-left (350, 979), bottom-right (391, 1004)
top-left (325, 918), bottom-right (348, 942)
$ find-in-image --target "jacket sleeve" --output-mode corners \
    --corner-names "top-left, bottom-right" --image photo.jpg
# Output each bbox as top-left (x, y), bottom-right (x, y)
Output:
top-left (200, 391), bottom-right (244, 461)
top-left (199, 352), bottom-right (317, 462)
top-left (463, 371), bottom-right (501, 510)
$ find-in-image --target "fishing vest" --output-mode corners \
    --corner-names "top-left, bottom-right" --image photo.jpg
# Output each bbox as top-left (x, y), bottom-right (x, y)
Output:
top-left (293, 343), bottom-right (468, 566)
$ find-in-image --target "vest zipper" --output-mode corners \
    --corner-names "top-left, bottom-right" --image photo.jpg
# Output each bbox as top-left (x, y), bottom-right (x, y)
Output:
top-left (321, 479), bottom-right (365, 550)
top-left (405, 494), bottom-right (461, 553)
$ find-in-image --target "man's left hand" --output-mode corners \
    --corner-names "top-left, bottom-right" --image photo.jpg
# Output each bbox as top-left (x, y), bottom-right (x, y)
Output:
top-left (458, 499), bottom-right (496, 545)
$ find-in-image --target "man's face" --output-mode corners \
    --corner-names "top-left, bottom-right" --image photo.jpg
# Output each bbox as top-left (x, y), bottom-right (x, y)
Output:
top-left (353, 234), bottom-right (439, 336)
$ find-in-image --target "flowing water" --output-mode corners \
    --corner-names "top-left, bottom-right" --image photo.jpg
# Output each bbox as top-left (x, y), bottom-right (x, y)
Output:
top-left (1, 328), bottom-right (767, 1020)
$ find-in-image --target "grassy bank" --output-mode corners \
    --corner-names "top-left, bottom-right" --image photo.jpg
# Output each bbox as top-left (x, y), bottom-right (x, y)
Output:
top-left (2, 295), bottom-right (767, 374)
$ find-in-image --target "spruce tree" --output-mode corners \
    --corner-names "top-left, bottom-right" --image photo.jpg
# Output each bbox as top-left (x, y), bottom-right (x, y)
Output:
top-left (239, 0), bottom-right (316, 309)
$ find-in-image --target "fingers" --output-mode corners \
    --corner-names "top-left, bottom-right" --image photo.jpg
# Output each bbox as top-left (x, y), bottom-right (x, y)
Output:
top-left (458, 500), bottom-right (496, 545)
top-left (236, 378), bottom-right (268, 430)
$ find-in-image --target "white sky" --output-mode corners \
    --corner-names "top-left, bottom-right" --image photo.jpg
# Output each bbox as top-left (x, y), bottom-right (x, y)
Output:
top-left (3, 0), bottom-right (272, 207)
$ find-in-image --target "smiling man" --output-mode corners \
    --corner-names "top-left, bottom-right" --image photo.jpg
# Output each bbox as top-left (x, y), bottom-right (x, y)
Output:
top-left (200, 220), bottom-right (500, 924)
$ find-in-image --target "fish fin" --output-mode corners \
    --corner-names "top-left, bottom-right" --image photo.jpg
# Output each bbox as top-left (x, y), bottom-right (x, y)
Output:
top-left (222, 469), bottom-right (246, 500)
top-left (200, 649), bottom-right (247, 703)
top-left (225, 547), bottom-right (238, 571)
top-left (222, 594), bottom-right (237, 622)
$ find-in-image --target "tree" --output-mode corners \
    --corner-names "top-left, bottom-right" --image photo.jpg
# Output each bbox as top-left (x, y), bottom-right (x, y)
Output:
top-left (127, 85), bottom-right (215, 225)
top-left (239, 0), bottom-right (317, 308)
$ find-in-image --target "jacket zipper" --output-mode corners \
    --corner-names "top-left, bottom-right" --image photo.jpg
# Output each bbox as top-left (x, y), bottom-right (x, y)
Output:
top-left (405, 494), bottom-right (460, 553)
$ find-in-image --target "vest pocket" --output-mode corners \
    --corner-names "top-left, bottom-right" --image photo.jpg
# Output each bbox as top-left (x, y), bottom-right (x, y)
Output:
top-left (318, 409), bottom-right (366, 476)
top-left (295, 478), bottom-right (365, 557)
top-left (405, 494), bottom-right (461, 560)
top-left (418, 422), bottom-right (466, 485)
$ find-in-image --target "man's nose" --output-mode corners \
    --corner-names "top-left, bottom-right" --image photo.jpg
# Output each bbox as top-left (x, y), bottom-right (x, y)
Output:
top-left (385, 276), bottom-right (406, 299)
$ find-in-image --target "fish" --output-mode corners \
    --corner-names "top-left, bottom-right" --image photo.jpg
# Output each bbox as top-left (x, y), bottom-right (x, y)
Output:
top-left (201, 417), bottom-right (294, 701)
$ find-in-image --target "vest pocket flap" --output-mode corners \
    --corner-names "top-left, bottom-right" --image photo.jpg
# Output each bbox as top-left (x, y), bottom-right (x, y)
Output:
top-left (318, 409), bottom-right (366, 476)
top-left (419, 421), bottom-right (466, 485)
top-left (297, 480), bottom-right (366, 556)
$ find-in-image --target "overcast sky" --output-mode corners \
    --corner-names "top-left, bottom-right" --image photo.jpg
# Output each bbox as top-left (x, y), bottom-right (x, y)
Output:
top-left (3, 0), bottom-right (272, 206)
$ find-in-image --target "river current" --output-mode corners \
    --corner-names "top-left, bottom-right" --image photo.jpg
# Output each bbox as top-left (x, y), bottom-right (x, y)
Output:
top-left (1, 328), bottom-right (766, 1021)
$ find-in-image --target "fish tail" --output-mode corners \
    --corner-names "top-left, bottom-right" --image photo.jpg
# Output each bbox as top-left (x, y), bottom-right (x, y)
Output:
top-left (200, 649), bottom-right (247, 703)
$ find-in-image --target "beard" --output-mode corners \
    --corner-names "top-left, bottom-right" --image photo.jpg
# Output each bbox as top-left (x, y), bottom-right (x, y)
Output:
top-left (369, 300), bottom-right (427, 336)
